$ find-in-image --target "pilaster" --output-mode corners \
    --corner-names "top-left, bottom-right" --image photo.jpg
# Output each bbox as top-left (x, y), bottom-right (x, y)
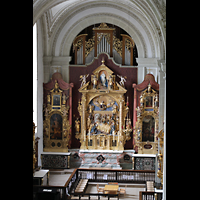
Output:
top-left (43, 56), bottom-right (71, 83)
top-left (43, 56), bottom-right (52, 83)
top-left (136, 58), bottom-right (161, 84)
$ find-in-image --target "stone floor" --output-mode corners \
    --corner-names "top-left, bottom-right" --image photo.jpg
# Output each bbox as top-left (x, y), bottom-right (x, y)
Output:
top-left (48, 168), bottom-right (146, 199)
top-left (48, 169), bottom-right (74, 186)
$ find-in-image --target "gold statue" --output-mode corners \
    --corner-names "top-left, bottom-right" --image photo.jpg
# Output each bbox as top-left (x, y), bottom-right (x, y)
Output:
top-left (47, 94), bottom-right (51, 104)
top-left (112, 104), bottom-right (117, 114)
top-left (75, 118), bottom-right (80, 134)
top-left (92, 75), bottom-right (98, 89)
top-left (88, 104), bottom-right (94, 114)
top-left (148, 83), bottom-right (151, 93)
top-left (108, 75), bottom-right (114, 89)
top-left (62, 93), bottom-right (66, 105)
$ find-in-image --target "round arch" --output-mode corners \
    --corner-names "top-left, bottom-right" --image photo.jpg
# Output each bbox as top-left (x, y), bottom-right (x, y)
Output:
top-left (59, 14), bottom-right (146, 58)
top-left (49, 4), bottom-right (162, 58)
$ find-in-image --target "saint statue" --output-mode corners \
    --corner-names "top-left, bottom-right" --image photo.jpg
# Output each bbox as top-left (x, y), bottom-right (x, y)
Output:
top-left (75, 118), bottom-right (80, 134)
top-left (92, 75), bottom-right (98, 89)
top-left (100, 72), bottom-right (107, 87)
top-left (108, 75), bottom-right (114, 89)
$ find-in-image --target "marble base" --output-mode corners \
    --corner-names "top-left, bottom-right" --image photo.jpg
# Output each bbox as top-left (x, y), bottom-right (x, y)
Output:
top-left (41, 153), bottom-right (71, 169)
top-left (79, 150), bottom-right (134, 169)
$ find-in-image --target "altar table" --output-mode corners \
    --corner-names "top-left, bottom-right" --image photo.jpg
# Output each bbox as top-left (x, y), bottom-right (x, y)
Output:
top-left (104, 184), bottom-right (119, 194)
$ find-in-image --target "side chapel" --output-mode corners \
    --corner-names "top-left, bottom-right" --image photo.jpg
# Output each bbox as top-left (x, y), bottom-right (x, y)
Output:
top-left (33, 1), bottom-right (166, 198)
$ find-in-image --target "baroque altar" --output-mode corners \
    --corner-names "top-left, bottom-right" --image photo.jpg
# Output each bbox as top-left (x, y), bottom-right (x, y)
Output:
top-left (133, 74), bottom-right (159, 154)
top-left (75, 57), bottom-right (132, 151)
top-left (43, 72), bottom-right (74, 153)
top-left (75, 54), bottom-right (133, 168)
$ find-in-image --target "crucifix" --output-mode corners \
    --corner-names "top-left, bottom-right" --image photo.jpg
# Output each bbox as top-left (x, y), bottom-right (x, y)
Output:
top-left (55, 66), bottom-right (60, 72)
top-left (147, 68), bottom-right (153, 74)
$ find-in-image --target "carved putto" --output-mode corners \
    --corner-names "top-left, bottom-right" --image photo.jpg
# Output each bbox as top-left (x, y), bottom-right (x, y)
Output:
top-left (117, 75), bottom-right (127, 87)
top-left (80, 74), bottom-right (89, 87)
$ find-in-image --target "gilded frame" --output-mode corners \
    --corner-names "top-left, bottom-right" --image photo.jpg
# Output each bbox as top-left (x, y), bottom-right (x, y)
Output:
top-left (76, 58), bottom-right (131, 151)
top-left (134, 84), bottom-right (159, 154)
top-left (43, 81), bottom-right (71, 152)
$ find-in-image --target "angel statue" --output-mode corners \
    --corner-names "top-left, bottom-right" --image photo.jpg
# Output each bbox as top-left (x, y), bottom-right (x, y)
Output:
top-left (117, 75), bottom-right (127, 87)
top-left (80, 74), bottom-right (89, 87)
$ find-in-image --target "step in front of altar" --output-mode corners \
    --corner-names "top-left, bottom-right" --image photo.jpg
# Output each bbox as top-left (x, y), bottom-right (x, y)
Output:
top-left (79, 150), bottom-right (124, 169)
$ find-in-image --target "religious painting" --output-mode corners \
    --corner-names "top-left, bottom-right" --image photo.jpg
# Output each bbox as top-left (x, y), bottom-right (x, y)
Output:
top-left (53, 94), bottom-right (61, 106)
top-left (142, 115), bottom-right (155, 142)
top-left (50, 113), bottom-right (62, 140)
top-left (145, 96), bottom-right (153, 107)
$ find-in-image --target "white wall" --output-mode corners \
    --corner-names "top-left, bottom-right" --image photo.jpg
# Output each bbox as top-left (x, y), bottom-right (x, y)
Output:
top-left (33, 23), bottom-right (37, 130)
top-left (37, 19), bottom-right (44, 166)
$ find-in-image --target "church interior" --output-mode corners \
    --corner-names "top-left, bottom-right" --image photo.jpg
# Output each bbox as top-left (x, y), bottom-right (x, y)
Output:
top-left (33, 1), bottom-right (166, 199)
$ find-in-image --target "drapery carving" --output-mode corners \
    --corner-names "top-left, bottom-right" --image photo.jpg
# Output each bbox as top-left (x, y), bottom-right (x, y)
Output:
top-left (43, 72), bottom-right (73, 91)
top-left (133, 74), bottom-right (159, 91)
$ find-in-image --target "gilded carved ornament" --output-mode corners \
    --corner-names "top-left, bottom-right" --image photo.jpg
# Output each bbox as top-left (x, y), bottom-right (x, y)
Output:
top-left (133, 83), bottom-right (159, 154)
top-left (75, 58), bottom-right (132, 151)
top-left (43, 81), bottom-right (71, 152)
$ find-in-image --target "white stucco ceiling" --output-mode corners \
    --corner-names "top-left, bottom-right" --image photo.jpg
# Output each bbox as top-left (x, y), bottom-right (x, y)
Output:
top-left (33, 0), bottom-right (166, 59)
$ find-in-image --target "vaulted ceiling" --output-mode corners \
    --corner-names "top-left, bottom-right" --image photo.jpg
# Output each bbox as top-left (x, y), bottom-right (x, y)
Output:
top-left (33, 0), bottom-right (166, 59)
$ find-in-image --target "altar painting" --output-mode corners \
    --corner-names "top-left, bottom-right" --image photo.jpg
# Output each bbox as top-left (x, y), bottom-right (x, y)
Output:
top-left (50, 113), bottom-right (62, 140)
top-left (142, 115), bottom-right (155, 142)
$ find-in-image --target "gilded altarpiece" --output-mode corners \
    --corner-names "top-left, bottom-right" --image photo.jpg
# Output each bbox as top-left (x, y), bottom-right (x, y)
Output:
top-left (43, 73), bottom-right (74, 152)
top-left (76, 58), bottom-right (132, 151)
top-left (133, 74), bottom-right (159, 154)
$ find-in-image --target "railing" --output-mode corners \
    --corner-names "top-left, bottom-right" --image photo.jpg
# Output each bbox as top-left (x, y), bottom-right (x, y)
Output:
top-left (69, 193), bottom-right (119, 200)
top-left (77, 168), bottom-right (155, 184)
top-left (33, 168), bottom-right (155, 200)
top-left (139, 191), bottom-right (163, 200)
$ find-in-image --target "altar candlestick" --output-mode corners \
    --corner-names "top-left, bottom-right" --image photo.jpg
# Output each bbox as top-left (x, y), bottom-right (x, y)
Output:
top-left (117, 131), bottom-right (120, 143)
top-left (84, 130), bottom-right (86, 141)
top-left (127, 96), bottom-right (129, 106)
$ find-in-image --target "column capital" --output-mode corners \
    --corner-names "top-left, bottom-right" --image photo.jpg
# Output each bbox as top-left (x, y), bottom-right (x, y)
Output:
top-left (52, 56), bottom-right (71, 65)
top-left (136, 58), bottom-right (159, 67)
top-left (43, 56), bottom-right (52, 65)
